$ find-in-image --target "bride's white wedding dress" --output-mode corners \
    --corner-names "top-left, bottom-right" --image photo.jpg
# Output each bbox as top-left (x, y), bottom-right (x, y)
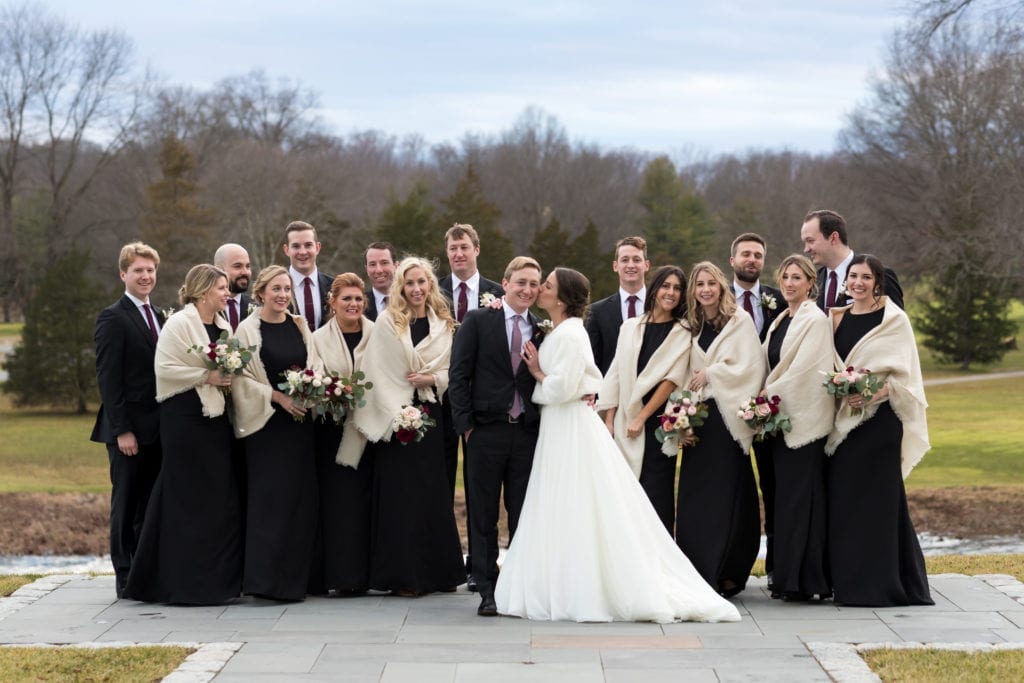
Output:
top-left (495, 317), bottom-right (741, 623)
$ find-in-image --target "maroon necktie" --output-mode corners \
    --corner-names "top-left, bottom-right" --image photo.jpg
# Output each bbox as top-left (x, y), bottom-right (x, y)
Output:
top-left (303, 276), bottom-right (316, 325)
top-left (743, 290), bottom-right (755, 318)
top-left (457, 282), bottom-right (468, 323)
top-left (509, 315), bottom-right (524, 418)
top-left (626, 295), bottom-right (638, 319)
top-left (826, 271), bottom-right (838, 310)
top-left (227, 299), bottom-right (239, 331)
top-left (142, 304), bottom-right (159, 344)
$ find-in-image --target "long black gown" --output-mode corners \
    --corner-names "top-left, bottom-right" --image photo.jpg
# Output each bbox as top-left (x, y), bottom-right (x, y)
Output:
top-left (309, 330), bottom-right (373, 594)
top-left (369, 317), bottom-right (465, 594)
top-left (675, 324), bottom-right (761, 595)
top-left (637, 320), bottom-right (679, 534)
top-left (766, 315), bottom-right (830, 599)
top-left (828, 308), bottom-right (932, 607)
top-left (124, 322), bottom-right (243, 605)
top-left (243, 319), bottom-right (317, 601)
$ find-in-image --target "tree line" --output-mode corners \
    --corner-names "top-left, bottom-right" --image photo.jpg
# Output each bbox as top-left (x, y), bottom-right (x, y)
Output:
top-left (2, 0), bottom-right (1022, 410)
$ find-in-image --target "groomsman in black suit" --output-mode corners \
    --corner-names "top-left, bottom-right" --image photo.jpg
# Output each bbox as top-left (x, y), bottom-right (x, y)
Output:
top-left (90, 242), bottom-right (164, 598)
top-left (801, 209), bottom-right (904, 311)
top-left (363, 241), bottom-right (398, 321)
top-left (586, 235), bottom-right (650, 375)
top-left (438, 223), bottom-right (505, 591)
top-left (449, 256), bottom-right (544, 616)
top-left (214, 243), bottom-right (252, 331)
top-left (283, 220), bottom-right (333, 328)
top-left (729, 231), bottom-right (783, 594)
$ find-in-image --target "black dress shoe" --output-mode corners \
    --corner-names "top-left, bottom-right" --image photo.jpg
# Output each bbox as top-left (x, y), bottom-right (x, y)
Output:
top-left (478, 593), bottom-right (497, 617)
top-left (466, 574), bottom-right (478, 592)
top-left (782, 591), bottom-right (811, 602)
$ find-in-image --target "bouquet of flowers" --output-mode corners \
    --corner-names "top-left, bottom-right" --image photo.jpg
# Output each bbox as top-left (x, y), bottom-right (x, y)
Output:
top-left (277, 366), bottom-right (328, 422)
top-left (188, 330), bottom-right (257, 393)
top-left (738, 392), bottom-right (791, 442)
top-left (655, 390), bottom-right (709, 453)
top-left (391, 404), bottom-right (436, 444)
top-left (316, 369), bottom-right (373, 424)
top-left (823, 366), bottom-right (883, 415)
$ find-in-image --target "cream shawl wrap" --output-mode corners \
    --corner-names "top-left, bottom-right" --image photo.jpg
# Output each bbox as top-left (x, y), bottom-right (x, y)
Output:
top-left (230, 313), bottom-right (319, 438)
top-left (824, 297), bottom-right (929, 478)
top-left (688, 311), bottom-right (765, 452)
top-left (762, 300), bottom-right (835, 449)
top-left (154, 303), bottom-right (230, 418)
top-left (597, 315), bottom-right (690, 478)
top-left (312, 316), bottom-right (376, 468)
top-left (352, 308), bottom-right (452, 443)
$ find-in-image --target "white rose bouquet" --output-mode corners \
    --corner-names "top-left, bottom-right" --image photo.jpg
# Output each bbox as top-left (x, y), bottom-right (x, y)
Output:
top-left (188, 330), bottom-right (257, 393)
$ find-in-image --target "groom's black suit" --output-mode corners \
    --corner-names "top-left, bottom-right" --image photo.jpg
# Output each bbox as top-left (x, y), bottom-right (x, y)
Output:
top-left (90, 294), bottom-right (164, 597)
top-left (449, 306), bottom-right (542, 598)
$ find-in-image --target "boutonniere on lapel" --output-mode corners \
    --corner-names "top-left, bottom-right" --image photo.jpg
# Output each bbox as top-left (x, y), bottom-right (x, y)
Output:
top-left (760, 293), bottom-right (778, 311)
top-left (161, 306), bottom-right (176, 319)
top-left (533, 319), bottom-right (554, 341)
top-left (247, 301), bottom-right (259, 316)
top-left (479, 292), bottom-right (499, 308)
top-left (836, 282), bottom-right (848, 301)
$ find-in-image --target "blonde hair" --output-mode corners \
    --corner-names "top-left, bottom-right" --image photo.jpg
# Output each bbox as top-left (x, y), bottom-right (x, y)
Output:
top-left (119, 242), bottom-right (160, 272)
top-left (503, 256), bottom-right (541, 281)
top-left (388, 257), bottom-right (455, 333)
top-left (686, 261), bottom-right (736, 332)
top-left (178, 264), bottom-right (227, 307)
top-left (251, 265), bottom-right (293, 307)
top-left (775, 254), bottom-right (818, 301)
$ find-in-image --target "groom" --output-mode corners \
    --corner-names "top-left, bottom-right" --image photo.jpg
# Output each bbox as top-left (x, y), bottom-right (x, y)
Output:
top-left (449, 256), bottom-right (544, 617)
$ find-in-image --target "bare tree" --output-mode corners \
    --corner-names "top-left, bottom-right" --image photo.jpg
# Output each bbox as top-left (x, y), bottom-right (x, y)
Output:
top-left (841, 19), bottom-right (1024, 366)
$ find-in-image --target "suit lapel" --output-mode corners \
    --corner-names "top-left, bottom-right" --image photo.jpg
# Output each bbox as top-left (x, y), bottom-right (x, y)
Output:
top-left (119, 295), bottom-right (156, 349)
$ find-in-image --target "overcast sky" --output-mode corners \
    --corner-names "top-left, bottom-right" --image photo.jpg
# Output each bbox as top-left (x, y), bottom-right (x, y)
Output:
top-left (44, 0), bottom-right (907, 155)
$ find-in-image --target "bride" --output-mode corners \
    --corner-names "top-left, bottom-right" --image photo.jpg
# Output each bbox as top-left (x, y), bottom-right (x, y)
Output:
top-left (494, 267), bottom-right (740, 623)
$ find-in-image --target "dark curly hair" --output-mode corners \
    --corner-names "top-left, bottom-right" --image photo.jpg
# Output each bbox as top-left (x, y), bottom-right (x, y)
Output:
top-left (553, 267), bottom-right (590, 320)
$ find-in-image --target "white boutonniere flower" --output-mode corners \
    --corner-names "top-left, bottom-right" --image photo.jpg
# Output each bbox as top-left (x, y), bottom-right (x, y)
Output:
top-left (161, 307), bottom-right (176, 318)
top-left (535, 319), bottom-right (554, 338)
top-left (479, 292), bottom-right (498, 308)
top-left (836, 282), bottom-right (847, 300)
top-left (760, 293), bottom-right (778, 311)
top-left (247, 301), bottom-right (259, 316)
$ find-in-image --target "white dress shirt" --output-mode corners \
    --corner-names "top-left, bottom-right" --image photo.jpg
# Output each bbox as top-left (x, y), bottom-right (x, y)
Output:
top-left (733, 282), bottom-right (764, 335)
top-left (618, 286), bottom-right (646, 322)
top-left (452, 271), bottom-right (482, 315)
top-left (289, 266), bottom-right (323, 328)
top-left (125, 291), bottom-right (161, 334)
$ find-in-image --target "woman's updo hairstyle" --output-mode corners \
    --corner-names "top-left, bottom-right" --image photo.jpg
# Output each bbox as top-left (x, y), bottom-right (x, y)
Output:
top-left (553, 267), bottom-right (591, 320)
top-left (178, 264), bottom-right (227, 307)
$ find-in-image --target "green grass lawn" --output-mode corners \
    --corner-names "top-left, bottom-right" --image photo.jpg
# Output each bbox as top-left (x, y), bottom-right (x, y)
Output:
top-left (0, 321), bottom-right (23, 342)
top-left (907, 376), bottom-right (1024, 487)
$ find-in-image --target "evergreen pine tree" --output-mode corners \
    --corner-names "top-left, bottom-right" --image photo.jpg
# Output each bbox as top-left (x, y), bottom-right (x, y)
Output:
top-left (438, 164), bottom-right (513, 277)
top-left (140, 136), bottom-right (216, 297)
top-left (637, 157), bottom-right (716, 268)
top-left (528, 216), bottom-right (573, 268)
top-left (569, 218), bottom-right (616, 299)
top-left (3, 249), bottom-right (108, 413)
top-left (377, 182), bottom-right (438, 264)
top-left (915, 265), bottom-right (1017, 370)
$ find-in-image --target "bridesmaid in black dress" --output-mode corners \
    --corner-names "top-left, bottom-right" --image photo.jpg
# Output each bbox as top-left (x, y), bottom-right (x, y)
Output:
top-left (826, 254), bottom-right (932, 607)
top-left (308, 272), bottom-right (375, 595)
top-left (353, 257), bottom-right (464, 596)
top-left (233, 265), bottom-right (319, 601)
top-left (676, 262), bottom-right (765, 597)
top-left (761, 255), bottom-right (832, 601)
top-left (599, 265), bottom-right (689, 533)
top-left (124, 264), bottom-right (242, 604)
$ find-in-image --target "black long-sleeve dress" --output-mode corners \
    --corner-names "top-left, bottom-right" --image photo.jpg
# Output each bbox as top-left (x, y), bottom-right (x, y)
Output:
top-left (766, 315), bottom-right (830, 600)
top-left (675, 324), bottom-right (760, 596)
top-left (368, 317), bottom-right (465, 594)
top-left (827, 309), bottom-right (932, 607)
top-left (636, 320), bottom-right (679, 534)
top-left (243, 318), bottom-right (318, 601)
top-left (124, 322), bottom-right (243, 605)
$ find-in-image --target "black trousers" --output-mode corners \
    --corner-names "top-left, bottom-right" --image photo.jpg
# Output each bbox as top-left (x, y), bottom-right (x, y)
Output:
top-left (107, 440), bottom-right (162, 595)
top-left (466, 420), bottom-right (536, 595)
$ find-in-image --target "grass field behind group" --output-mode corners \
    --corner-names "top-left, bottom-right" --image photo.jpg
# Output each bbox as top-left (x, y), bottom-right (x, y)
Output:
top-left (0, 299), bottom-right (1022, 492)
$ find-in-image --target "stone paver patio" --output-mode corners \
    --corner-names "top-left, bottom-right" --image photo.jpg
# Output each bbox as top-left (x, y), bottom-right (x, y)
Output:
top-left (3, 573), bottom-right (1024, 681)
